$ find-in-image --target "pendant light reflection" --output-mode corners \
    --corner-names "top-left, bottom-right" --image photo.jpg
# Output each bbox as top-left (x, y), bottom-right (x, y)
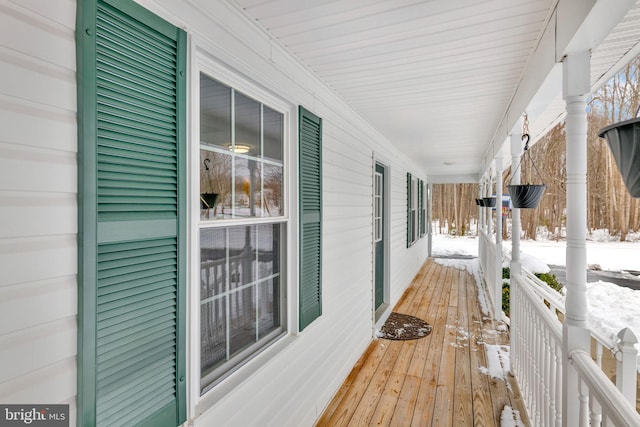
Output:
top-left (228, 144), bottom-right (251, 154)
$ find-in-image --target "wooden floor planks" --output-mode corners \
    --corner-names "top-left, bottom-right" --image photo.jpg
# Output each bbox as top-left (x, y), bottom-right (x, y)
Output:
top-left (315, 259), bottom-right (529, 427)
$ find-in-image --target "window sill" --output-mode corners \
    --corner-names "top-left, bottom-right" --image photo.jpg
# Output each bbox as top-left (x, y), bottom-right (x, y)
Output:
top-left (194, 334), bottom-right (297, 417)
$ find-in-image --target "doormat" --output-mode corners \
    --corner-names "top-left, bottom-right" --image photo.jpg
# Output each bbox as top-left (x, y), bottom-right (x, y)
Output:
top-left (378, 312), bottom-right (432, 340)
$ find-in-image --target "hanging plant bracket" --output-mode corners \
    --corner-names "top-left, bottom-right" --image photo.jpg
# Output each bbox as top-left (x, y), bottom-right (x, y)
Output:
top-left (506, 115), bottom-right (547, 208)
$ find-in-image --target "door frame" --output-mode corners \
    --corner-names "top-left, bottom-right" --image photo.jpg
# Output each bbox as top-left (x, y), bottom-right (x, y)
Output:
top-left (373, 158), bottom-right (390, 324)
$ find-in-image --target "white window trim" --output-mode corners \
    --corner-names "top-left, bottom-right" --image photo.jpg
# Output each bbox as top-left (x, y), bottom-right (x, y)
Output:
top-left (188, 45), bottom-right (300, 419)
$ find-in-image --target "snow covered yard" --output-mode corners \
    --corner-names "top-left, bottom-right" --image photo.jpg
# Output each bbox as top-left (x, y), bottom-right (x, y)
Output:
top-left (432, 233), bottom-right (640, 369)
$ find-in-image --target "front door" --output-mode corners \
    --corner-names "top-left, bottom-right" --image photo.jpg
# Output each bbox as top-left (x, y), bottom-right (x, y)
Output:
top-left (374, 163), bottom-right (386, 315)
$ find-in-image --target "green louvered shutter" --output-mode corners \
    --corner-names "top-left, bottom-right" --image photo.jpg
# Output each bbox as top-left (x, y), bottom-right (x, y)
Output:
top-left (299, 106), bottom-right (322, 331)
top-left (418, 179), bottom-right (424, 237)
top-left (407, 173), bottom-right (412, 248)
top-left (77, 0), bottom-right (186, 425)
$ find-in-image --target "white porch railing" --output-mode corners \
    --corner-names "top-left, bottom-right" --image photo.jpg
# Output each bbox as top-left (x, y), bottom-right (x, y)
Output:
top-left (509, 264), bottom-right (640, 426)
top-left (511, 271), bottom-right (563, 426)
top-left (479, 229), bottom-right (498, 311)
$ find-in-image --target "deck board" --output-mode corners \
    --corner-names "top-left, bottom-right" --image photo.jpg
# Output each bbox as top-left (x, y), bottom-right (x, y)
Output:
top-left (315, 259), bottom-right (529, 427)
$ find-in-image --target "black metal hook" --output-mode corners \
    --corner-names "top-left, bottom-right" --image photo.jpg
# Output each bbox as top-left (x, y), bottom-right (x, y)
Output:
top-left (522, 133), bottom-right (530, 151)
top-left (204, 158), bottom-right (211, 170)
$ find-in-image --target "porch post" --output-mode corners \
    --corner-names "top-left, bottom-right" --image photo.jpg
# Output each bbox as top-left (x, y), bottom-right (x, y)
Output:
top-left (486, 174), bottom-right (493, 236)
top-left (509, 127), bottom-right (522, 376)
top-left (509, 128), bottom-right (522, 276)
top-left (495, 156), bottom-right (503, 319)
top-left (562, 50), bottom-right (591, 426)
top-left (479, 181), bottom-right (485, 232)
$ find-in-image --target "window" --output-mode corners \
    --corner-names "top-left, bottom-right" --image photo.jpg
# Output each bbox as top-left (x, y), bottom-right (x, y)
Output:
top-left (199, 74), bottom-right (286, 391)
top-left (374, 172), bottom-right (383, 242)
top-left (407, 174), bottom-right (426, 246)
top-left (200, 76), bottom-right (283, 220)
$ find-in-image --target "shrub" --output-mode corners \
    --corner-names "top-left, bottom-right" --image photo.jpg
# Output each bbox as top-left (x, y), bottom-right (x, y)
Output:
top-left (534, 272), bottom-right (563, 293)
top-left (502, 282), bottom-right (510, 316)
top-left (500, 267), bottom-right (562, 317)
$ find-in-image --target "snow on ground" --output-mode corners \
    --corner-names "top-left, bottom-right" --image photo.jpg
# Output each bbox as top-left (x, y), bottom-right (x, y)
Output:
top-left (500, 405), bottom-right (525, 427)
top-left (432, 232), bottom-right (640, 369)
top-left (479, 344), bottom-right (511, 380)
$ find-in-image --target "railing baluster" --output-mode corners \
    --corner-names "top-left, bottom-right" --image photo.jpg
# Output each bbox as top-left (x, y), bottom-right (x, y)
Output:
top-left (615, 328), bottom-right (638, 406)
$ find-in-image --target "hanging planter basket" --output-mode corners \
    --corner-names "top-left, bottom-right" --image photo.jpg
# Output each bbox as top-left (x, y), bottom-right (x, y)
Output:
top-left (507, 133), bottom-right (547, 209)
top-left (507, 184), bottom-right (546, 209)
top-left (598, 117), bottom-right (640, 198)
top-left (483, 197), bottom-right (496, 207)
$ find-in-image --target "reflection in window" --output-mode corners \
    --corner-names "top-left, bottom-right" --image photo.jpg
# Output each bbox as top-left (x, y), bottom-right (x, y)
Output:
top-left (198, 72), bottom-right (287, 394)
top-left (200, 224), bottom-right (284, 389)
top-left (199, 74), bottom-right (284, 220)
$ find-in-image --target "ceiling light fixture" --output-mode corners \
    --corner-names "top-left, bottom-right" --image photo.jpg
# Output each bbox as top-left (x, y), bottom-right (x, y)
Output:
top-left (228, 144), bottom-right (251, 154)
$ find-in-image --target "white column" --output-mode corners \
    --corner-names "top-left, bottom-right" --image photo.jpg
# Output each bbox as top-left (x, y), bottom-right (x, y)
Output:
top-left (510, 128), bottom-right (522, 276)
top-left (509, 129), bottom-right (522, 375)
top-left (486, 175), bottom-right (493, 236)
top-left (479, 181), bottom-right (485, 232)
top-left (495, 156), bottom-right (503, 319)
top-left (562, 50), bottom-right (591, 427)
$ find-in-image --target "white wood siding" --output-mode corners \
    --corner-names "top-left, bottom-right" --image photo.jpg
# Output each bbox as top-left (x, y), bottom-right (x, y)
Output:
top-left (0, 0), bottom-right (77, 425)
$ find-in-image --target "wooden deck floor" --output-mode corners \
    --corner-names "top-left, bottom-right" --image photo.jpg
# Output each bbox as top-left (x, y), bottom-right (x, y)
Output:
top-left (316, 259), bottom-right (529, 427)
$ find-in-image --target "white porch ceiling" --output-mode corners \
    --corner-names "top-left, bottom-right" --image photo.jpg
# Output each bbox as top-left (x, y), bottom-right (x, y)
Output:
top-left (232, 0), bottom-right (640, 182)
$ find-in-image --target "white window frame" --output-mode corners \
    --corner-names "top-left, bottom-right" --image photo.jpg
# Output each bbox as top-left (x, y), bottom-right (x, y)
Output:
top-left (374, 171), bottom-right (383, 242)
top-left (189, 48), bottom-right (298, 416)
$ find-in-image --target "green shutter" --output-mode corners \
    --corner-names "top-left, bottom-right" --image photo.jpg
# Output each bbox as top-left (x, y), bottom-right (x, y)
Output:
top-left (299, 106), bottom-right (322, 331)
top-left (418, 179), bottom-right (424, 237)
top-left (77, 1), bottom-right (186, 426)
top-left (407, 173), bottom-right (412, 248)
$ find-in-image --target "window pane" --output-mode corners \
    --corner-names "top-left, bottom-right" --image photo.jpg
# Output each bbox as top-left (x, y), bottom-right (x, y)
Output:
top-left (200, 228), bottom-right (227, 300)
top-left (229, 287), bottom-right (257, 355)
top-left (256, 224), bottom-right (281, 338)
top-left (200, 75), bottom-right (231, 150)
top-left (200, 150), bottom-right (232, 220)
top-left (200, 227), bottom-right (228, 376)
top-left (234, 157), bottom-right (260, 218)
top-left (201, 299), bottom-right (226, 375)
top-left (263, 105), bottom-right (283, 162)
top-left (228, 226), bottom-right (256, 289)
top-left (257, 224), bottom-right (280, 279)
top-left (258, 277), bottom-right (279, 338)
top-left (261, 163), bottom-right (283, 217)
top-left (234, 92), bottom-right (260, 156)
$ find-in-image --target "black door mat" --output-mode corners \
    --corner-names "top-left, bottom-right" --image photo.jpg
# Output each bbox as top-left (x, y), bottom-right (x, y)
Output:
top-left (378, 312), bottom-right (432, 340)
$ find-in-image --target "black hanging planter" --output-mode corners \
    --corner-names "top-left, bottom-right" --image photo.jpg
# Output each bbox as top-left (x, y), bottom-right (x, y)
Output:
top-left (598, 117), bottom-right (640, 198)
top-left (507, 184), bottom-right (546, 208)
top-left (200, 193), bottom-right (218, 209)
top-left (507, 133), bottom-right (546, 209)
top-left (483, 197), bottom-right (496, 207)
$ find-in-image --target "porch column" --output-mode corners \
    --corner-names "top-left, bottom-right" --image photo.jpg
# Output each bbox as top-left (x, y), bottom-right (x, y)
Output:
top-left (562, 50), bottom-right (591, 426)
top-left (486, 174), bottom-right (493, 236)
top-left (509, 127), bottom-right (522, 376)
top-left (494, 156), bottom-right (503, 319)
top-left (479, 181), bottom-right (485, 232)
top-left (509, 128), bottom-right (522, 276)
